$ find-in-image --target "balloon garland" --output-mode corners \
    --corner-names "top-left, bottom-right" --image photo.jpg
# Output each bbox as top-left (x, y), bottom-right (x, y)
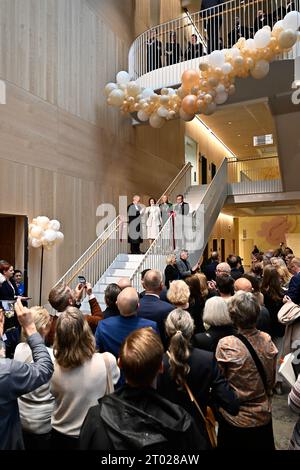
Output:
top-left (29, 216), bottom-right (64, 250)
top-left (104, 11), bottom-right (300, 128)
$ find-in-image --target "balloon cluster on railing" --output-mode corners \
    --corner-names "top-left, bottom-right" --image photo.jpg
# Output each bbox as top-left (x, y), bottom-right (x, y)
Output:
top-left (104, 11), bottom-right (300, 128)
top-left (29, 217), bottom-right (64, 250)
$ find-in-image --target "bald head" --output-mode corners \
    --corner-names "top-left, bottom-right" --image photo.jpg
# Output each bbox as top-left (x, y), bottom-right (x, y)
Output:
top-left (143, 270), bottom-right (163, 293)
top-left (117, 277), bottom-right (132, 290)
top-left (234, 278), bottom-right (252, 293)
top-left (116, 287), bottom-right (139, 316)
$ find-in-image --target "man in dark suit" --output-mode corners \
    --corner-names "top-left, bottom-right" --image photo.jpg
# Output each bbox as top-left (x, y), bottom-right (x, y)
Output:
top-left (201, 0), bottom-right (224, 53)
top-left (146, 29), bottom-right (162, 72)
top-left (203, 251), bottom-right (219, 281)
top-left (173, 194), bottom-right (190, 250)
top-left (137, 270), bottom-right (174, 348)
top-left (176, 250), bottom-right (200, 280)
top-left (287, 258), bottom-right (300, 304)
top-left (127, 195), bottom-right (143, 254)
top-left (173, 194), bottom-right (190, 216)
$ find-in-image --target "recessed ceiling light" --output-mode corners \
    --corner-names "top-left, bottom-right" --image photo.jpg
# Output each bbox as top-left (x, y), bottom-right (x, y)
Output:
top-left (228, 121), bottom-right (232, 124)
top-left (237, 134), bottom-right (241, 137)
top-left (244, 144), bottom-right (248, 147)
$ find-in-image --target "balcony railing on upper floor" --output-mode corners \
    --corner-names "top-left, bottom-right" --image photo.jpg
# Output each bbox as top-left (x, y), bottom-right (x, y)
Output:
top-left (129, 0), bottom-right (300, 90)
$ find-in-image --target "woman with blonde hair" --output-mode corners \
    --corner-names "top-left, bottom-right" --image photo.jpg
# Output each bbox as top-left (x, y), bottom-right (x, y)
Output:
top-left (14, 306), bottom-right (54, 450)
top-left (276, 265), bottom-right (292, 290)
top-left (167, 280), bottom-right (190, 309)
top-left (50, 307), bottom-right (119, 450)
top-left (164, 253), bottom-right (180, 289)
top-left (195, 273), bottom-right (209, 300)
top-left (157, 308), bottom-right (239, 448)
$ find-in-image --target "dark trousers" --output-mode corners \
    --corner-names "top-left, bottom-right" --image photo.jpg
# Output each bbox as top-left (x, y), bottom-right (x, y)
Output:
top-left (217, 416), bottom-right (275, 450)
top-left (51, 428), bottom-right (79, 450)
top-left (205, 18), bottom-right (222, 53)
top-left (23, 429), bottom-right (52, 450)
top-left (130, 242), bottom-right (141, 254)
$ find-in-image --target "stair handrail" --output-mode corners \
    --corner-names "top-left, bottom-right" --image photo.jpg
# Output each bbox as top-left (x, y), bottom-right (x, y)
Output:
top-left (157, 162), bottom-right (192, 205)
top-left (130, 214), bottom-right (174, 291)
top-left (53, 215), bottom-right (123, 289)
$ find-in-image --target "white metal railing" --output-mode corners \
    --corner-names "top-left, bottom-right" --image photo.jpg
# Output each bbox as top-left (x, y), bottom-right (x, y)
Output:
top-left (52, 216), bottom-right (125, 292)
top-left (131, 215), bottom-right (175, 292)
top-left (227, 156), bottom-right (281, 183)
top-left (129, 0), bottom-right (300, 89)
top-left (157, 162), bottom-right (192, 204)
top-left (229, 178), bottom-right (283, 194)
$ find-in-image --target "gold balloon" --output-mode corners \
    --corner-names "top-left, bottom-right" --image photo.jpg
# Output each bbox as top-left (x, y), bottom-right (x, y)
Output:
top-left (246, 57), bottom-right (254, 69)
top-left (181, 69), bottom-right (200, 90)
top-left (199, 62), bottom-right (209, 72)
top-left (181, 94), bottom-right (198, 114)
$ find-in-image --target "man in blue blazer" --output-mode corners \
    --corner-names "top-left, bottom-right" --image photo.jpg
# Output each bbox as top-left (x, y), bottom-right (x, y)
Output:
top-left (137, 270), bottom-right (174, 348)
top-left (287, 258), bottom-right (300, 304)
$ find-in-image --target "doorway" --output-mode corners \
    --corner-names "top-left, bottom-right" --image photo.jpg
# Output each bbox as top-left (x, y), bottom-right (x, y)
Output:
top-left (200, 155), bottom-right (208, 184)
top-left (220, 238), bottom-right (225, 262)
top-left (211, 162), bottom-right (217, 180)
top-left (212, 238), bottom-right (218, 252)
top-left (0, 215), bottom-right (29, 295)
top-left (185, 136), bottom-right (198, 186)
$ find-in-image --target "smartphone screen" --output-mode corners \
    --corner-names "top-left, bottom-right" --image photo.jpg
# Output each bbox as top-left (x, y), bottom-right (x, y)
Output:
top-left (78, 276), bottom-right (86, 285)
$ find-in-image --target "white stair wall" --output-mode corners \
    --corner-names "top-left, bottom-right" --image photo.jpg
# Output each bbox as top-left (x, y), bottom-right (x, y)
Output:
top-left (80, 254), bottom-right (144, 313)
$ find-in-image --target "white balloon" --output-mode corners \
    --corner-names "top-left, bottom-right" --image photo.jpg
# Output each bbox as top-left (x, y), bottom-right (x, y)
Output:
top-left (215, 91), bottom-right (228, 105)
top-left (48, 219), bottom-right (60, 231)
top-left (44, 229), bottom-right (57, 242)
top-left (141, 87), bottom-right (155, 98)
top-left (149, 113), bottom-right (165, 128)
top-left (157, 106), bottom-right (169, 118)
top-left (216, 84), bottom-right (225, 94)
top-left (116, 71), bottom-right (130, 85)
top-left (230, 47), bottom-right (240, 58)
top-left (208, 50), bottom-right (225, 68)
top-left (167, 88), bottom-right (176, 95)
top-left (278, 29), bottom-right (297, 49)
top-left (30, 225), bottom-right (43, 239)
top-left (31, 238), bottom-right (42, 248)
top-left (126, 81), bottom-right (141, 97)
top-left (104, 82), bottom-right (117, 97)
top-left (222, 62), bottom-right (233, 74)
top-left (245, 38), bottom-right (256, 50)
top-left (109, 89), bottom-right (125, 107)
top-left (283, 11), bottom-right (300, 32)
top-left (254, 29), bottom-right (271, 48)
top-left (273, 20), bottom-right (284, 31)
top-left (251, 60), bottom-right (269, 79)
top-left (137, 110), bottom-right (149, 122)
top-left (179, 108), bottom-right (195, 121)
top-left (56, 232), bottom-right (64, 243)
top-left (36, 216), bottom-right (50, 229)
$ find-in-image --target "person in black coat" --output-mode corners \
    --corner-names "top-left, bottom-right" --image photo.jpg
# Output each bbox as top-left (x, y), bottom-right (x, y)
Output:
top-left (193, 296), bottom-right (234, 352)
top-left (0, 260), bottom-right (19, 331)
top-left (127, 195), bottom-right (143, 254)
top-left (102, 284), bottom-right (121, 319)
top-left (165, 31), bottom-right (182, 65)
top-left (164, 254), bottom-right (180, 289)
top-left (146, 29), bottom-right (162, 72)
top-left (184, 34), bottom-right (203, 60)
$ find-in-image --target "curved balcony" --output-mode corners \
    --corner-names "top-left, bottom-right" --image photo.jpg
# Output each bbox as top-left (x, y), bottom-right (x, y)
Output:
top-left (129, 0), bottom-right (300, 90)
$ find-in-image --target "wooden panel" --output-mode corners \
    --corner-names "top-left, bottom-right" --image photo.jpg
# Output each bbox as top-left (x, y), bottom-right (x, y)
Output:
top-left (160, 0), bottom-right (182, 23)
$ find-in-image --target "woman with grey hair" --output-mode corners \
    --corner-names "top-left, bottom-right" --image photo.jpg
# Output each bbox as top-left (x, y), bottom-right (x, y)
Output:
top-left (193, 297), bottom-right (234, 352)
top-left (157, 308), bottom-right (239, 447)
top-left (216, 291), bottom-right (278, 450)
top-left (164, 253), bottom-right (180, 289)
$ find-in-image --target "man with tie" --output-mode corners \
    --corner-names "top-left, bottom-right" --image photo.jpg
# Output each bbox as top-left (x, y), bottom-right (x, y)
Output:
top-left (127, 195), bottom-right (143, 254)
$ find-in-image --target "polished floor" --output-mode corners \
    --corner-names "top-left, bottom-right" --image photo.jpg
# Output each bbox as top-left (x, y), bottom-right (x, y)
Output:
top-left (273, 384), bottom-right (298, 450)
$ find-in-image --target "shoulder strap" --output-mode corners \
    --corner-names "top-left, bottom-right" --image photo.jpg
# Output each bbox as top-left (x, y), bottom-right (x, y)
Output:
top-left (234, 333), bottom-right (268, 392)
top-left (102, 352), bottom-right (114, 395)
top-left (183, 381), bottom-right (207, 423)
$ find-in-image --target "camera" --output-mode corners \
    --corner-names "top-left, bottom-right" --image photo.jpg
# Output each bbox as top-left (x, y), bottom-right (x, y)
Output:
top-left (78, 275), bottom-right (86, 286)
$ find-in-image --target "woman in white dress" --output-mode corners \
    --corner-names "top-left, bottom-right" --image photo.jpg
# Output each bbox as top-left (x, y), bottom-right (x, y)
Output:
top-left (145, 198), bottom-right (162, 246)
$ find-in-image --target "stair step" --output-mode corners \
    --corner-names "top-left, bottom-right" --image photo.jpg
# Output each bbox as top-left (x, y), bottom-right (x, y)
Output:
top-left (107, 268), bottom-right (136, 277)
top-left (112, 261), bottom-right (141, 269)
top-left (104, 276), bottom-right (128, 284)
top-left (117, 254), bottom-right (144, 262)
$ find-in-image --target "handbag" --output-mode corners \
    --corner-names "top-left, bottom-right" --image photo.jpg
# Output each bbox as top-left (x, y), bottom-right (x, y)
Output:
top-left (103, 352), bottom-right (114, 395)
top-left (183, 381), bottom-right (217, 448)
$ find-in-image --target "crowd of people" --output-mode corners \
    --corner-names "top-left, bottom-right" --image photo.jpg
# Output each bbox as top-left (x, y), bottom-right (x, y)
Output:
top-left (1, 240), bottom-right (300, 451)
